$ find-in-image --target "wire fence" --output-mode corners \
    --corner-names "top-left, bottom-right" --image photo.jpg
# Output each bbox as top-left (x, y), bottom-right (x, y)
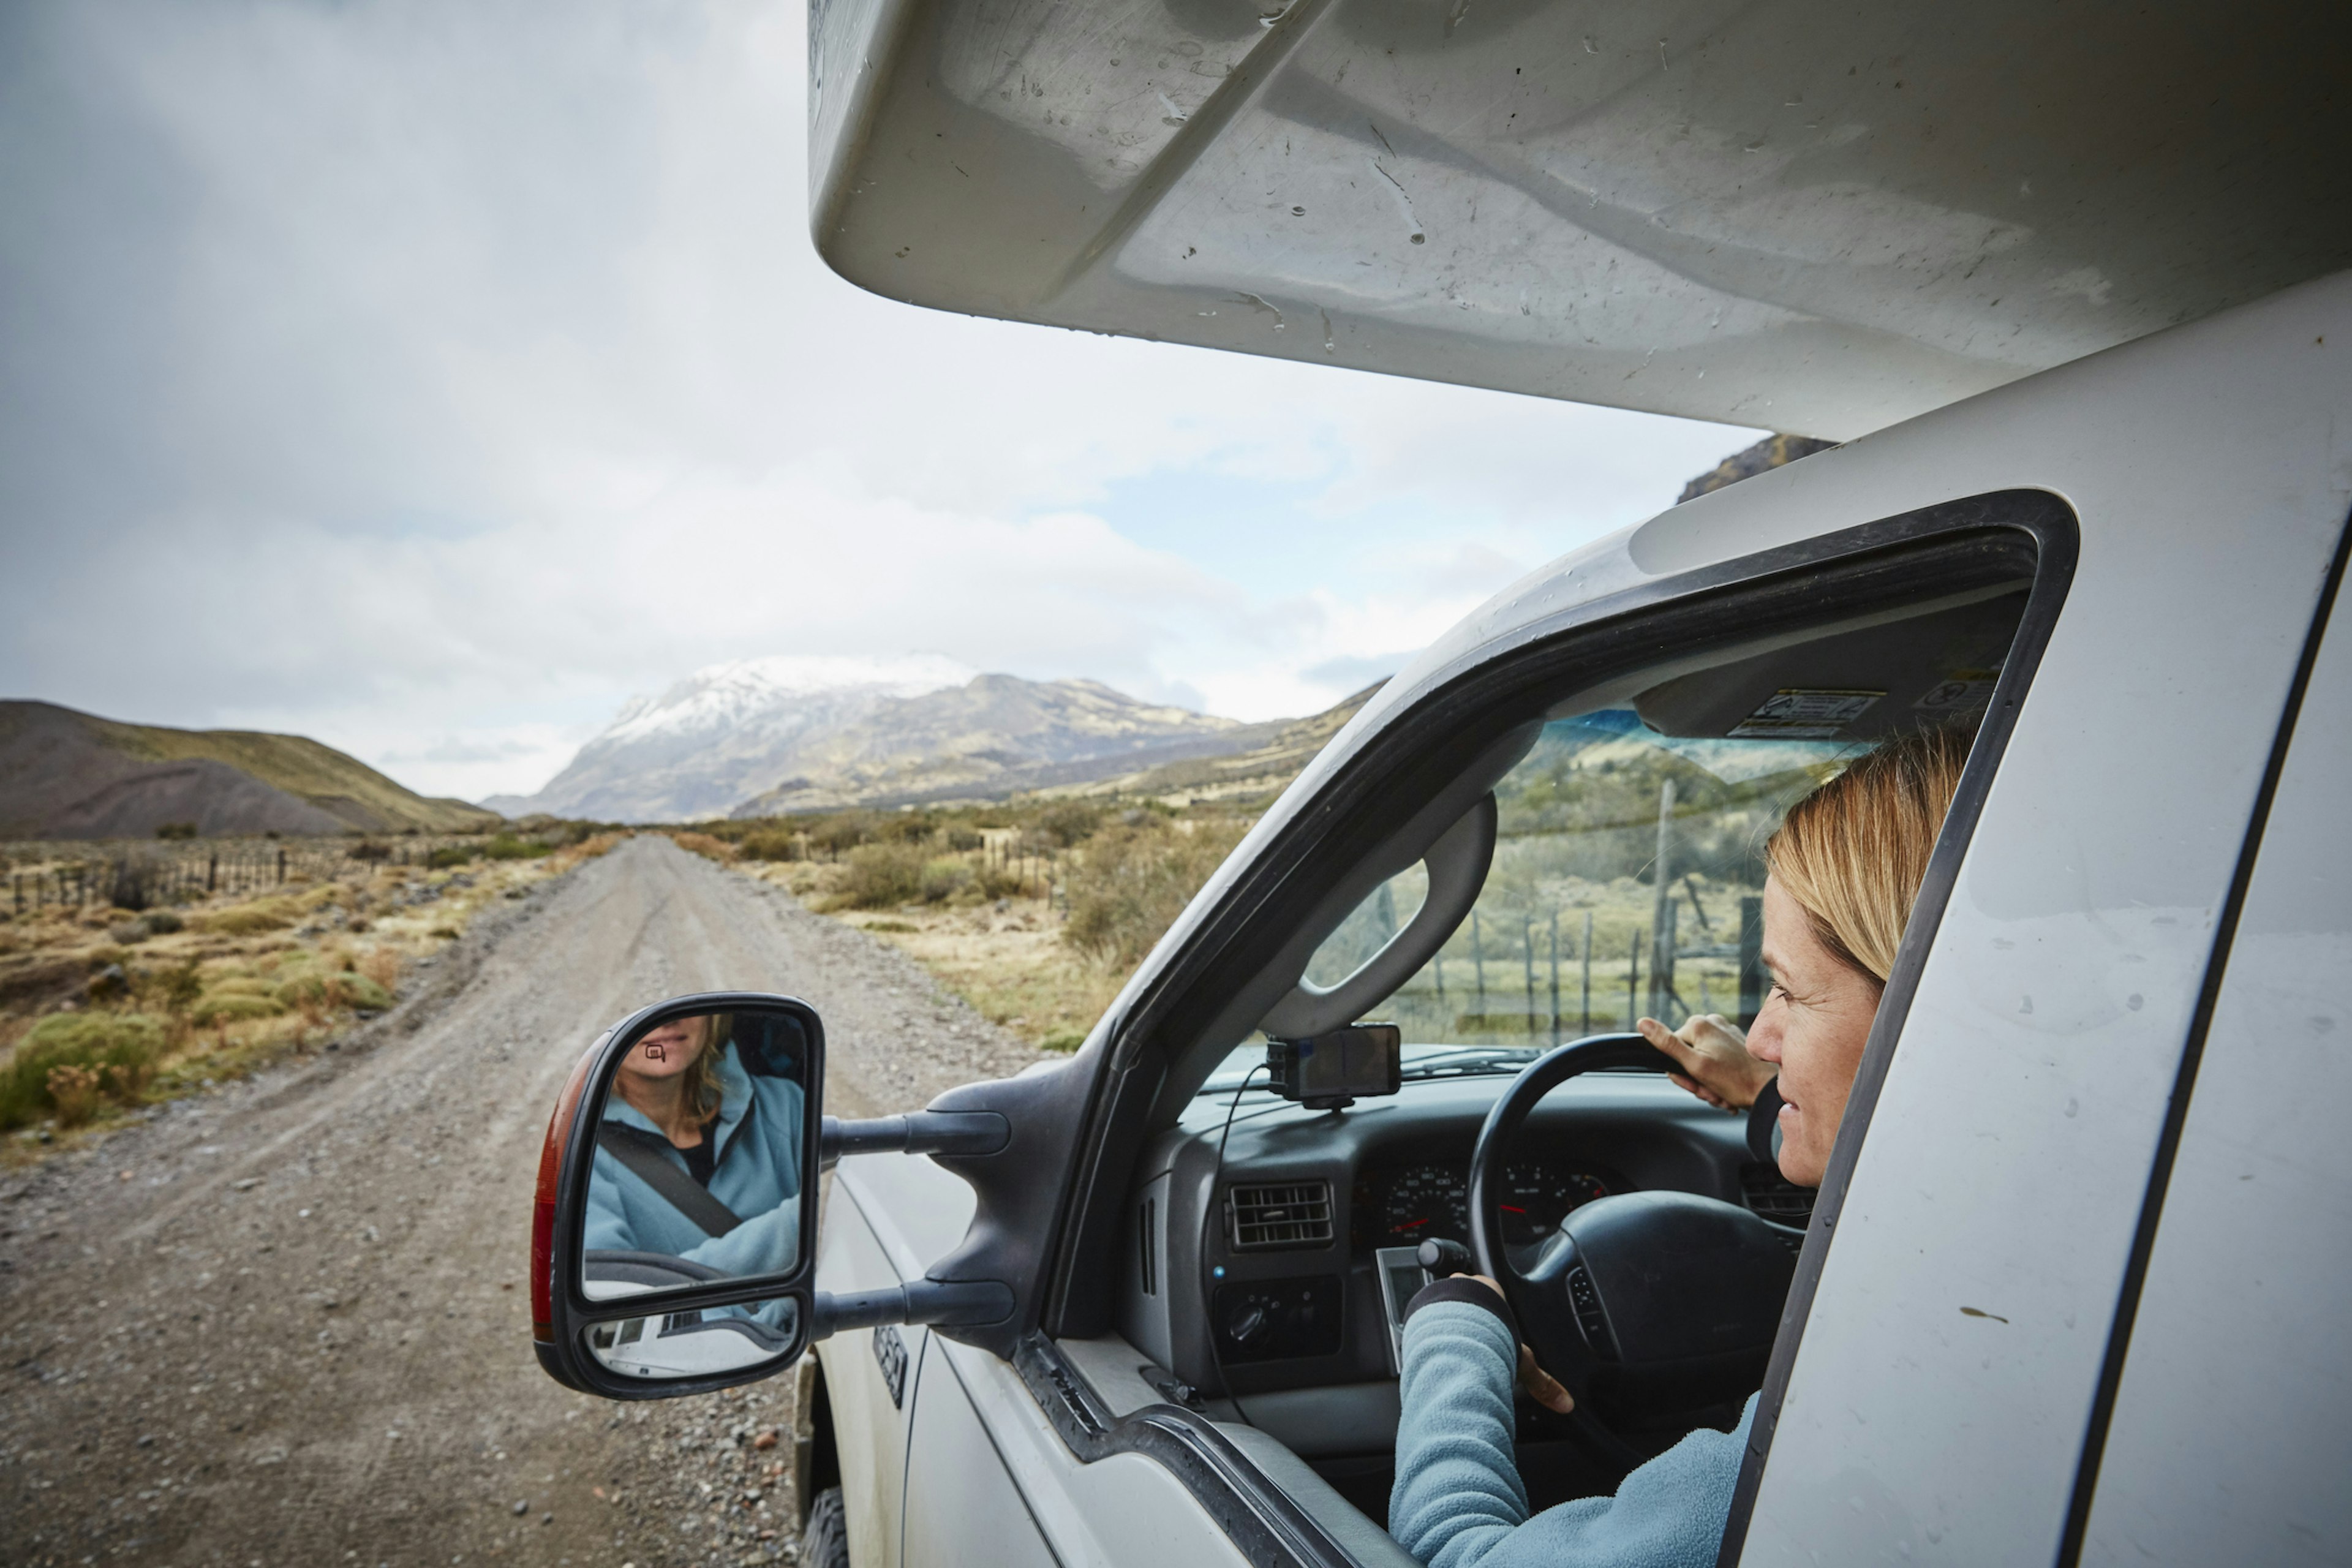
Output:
top-left (1, 834), bottom-right (499, 916)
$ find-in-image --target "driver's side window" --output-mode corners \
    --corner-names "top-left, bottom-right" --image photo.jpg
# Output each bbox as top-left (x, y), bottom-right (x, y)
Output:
top-left (1314, 716), bottom-right (1852, 1047)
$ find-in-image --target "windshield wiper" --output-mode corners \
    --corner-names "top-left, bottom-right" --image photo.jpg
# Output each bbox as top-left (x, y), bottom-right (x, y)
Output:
top-left (1395, 1046), bottom-right (1543, 1081)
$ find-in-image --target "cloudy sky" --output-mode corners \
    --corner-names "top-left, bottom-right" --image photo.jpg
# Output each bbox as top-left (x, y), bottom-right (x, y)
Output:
top-left (0, 0), bottom-right (1755, 804)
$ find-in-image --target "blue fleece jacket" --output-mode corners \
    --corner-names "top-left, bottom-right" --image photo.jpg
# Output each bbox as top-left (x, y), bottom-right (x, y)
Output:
top-left (1390, 1292), bottom-right (1755, 1568)
top-left (584, 1039), bottom-right (804, 1279)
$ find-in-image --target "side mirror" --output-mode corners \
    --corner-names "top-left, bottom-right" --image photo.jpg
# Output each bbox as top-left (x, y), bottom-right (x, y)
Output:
top-left (533, 993), bottom-right (826, 1398)
top-left (532, 991), bottom-right (1018, 1399)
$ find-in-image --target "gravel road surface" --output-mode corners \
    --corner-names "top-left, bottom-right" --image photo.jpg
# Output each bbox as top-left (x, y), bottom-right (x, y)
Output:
top-left (0, 837), bottom-right (1050, 1567)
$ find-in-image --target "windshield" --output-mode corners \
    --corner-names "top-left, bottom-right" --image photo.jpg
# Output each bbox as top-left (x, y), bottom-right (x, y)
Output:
top-left (1200, 709), bottom-right (1853, 1093)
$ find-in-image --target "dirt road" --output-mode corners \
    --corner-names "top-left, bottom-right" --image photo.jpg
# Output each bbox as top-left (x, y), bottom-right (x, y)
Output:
top-left (0, 837), bottom-right (1050, 1567)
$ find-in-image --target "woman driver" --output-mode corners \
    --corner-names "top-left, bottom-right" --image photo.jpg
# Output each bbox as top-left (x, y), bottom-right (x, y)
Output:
top-left (584, 1012), bottom-right (805, 1280)
top-left (1389, 724), bottom-right (1973, 1568)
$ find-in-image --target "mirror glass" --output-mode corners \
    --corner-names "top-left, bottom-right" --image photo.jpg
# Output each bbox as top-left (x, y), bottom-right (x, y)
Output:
top-left (585, 1295), bottom-right (801, 1380)
top-left (581, 1008), bottom-right (811, 1301)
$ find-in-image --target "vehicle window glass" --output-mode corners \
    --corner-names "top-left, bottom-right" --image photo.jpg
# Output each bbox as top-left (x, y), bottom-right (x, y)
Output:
top-left (1302, 862), bottom-right (1429, 988)
top-left (1377, 714), bottom-right (1852, 1046)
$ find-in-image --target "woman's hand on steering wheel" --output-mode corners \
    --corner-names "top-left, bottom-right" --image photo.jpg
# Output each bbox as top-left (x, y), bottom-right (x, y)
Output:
top-left (1457, 1273), bottom-right (1577, 1414)
top-left (1637, 1014), bottom-right (1778, 1111)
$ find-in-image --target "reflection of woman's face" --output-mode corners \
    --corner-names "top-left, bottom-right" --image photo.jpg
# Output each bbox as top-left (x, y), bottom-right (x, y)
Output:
top-left (1744, 877), bottom-right (1884, 1188)
top-left (622, 1019), bottom-right (706, 1084)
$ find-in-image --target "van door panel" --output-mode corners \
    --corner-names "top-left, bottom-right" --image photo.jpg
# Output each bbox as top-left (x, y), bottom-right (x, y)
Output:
top-left (905, 1335), bottom-right (1253, 1568)
top-left (2079, 556), bottom-right (2352, 1564)
top-left (813, 1170), bottom-right (927, 1568)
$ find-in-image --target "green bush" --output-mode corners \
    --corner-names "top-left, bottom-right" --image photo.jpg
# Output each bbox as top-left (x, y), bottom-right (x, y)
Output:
top-left (155, 822), bottom-right (198, 841)
top-left (919, 857), bottom-right (973, 903)
top-left (273, 972), bottom-right (393, 1012)
top-left (140, 909), bottom-right (184, 935)
top-left (481, 833), bottom-right (550, 861)
top-left (0, 1012), bottom-right (167, 1129)
top-left (806, 813), bottom-right (874, 854)
top-left (1036, 802), bottom-right (1103, 847)
top-left (426, 845), bottom-right (473, 869)
top-left (838, 843), bottom-right (928, 908)
top-left (192, 992), bottom-right (287, 1028)
top-left (738, 830), bottom-right (802, 862)
top-left (945, 828), bottom-right (984, 852)
top-left (1063, 820), bottom-right (1246, 968)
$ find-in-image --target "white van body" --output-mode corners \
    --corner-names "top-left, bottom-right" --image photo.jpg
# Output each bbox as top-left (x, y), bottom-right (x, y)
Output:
top-left (796, 268), bottom-right (2352, 1565)
top-left (785, 2), bottom-right (2352, 1562)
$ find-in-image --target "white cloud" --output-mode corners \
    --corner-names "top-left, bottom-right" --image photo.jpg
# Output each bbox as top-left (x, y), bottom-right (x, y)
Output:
top-left (0, 0), bottom-right (1757, 801)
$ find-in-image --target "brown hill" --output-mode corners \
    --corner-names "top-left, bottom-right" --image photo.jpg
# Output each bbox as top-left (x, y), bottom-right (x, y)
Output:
top-left (0, 701), bottom-right (501, 840)
top-left (1049, 684), bottom-right (1385, 806)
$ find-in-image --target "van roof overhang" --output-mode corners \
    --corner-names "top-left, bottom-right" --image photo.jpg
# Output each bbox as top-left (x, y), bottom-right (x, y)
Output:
top-left (810, 0), bottom-right (2352, 439)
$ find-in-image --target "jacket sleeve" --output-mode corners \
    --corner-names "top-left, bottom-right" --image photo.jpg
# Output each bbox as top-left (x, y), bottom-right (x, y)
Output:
top-left (666, 1202), bottom-right (799, 1279)
top-left (1389, 1300), bottom-right (1757, 1568)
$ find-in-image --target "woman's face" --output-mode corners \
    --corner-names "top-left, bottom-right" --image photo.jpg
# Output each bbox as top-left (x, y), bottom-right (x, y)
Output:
top-left (1743, 876), bottom-right (1884, 1187)
top-left (620, 1017), bottom-right (706, 1084)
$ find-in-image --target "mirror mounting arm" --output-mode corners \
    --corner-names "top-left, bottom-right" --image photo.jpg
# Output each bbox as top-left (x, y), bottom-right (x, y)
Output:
top-left (820, 1111), bottom-right (1009, 1167)
top-left (811, 1278), bottom-right (1016, 1341)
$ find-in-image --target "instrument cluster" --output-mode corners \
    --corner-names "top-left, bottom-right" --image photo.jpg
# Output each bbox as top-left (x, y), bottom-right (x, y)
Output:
top-left (1352, 1159), bottom-right (1621, 1251)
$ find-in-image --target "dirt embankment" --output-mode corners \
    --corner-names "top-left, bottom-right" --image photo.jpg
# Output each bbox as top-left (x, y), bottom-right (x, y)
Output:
top-left (0, 835), bottom-right (1047, 1567)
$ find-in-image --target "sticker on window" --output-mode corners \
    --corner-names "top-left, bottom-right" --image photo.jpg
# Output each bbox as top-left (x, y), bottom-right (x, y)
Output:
top-left (1728, 689), bottom-right (1883, 739)
top-left (1913, 673), bottom-right (2001, 715)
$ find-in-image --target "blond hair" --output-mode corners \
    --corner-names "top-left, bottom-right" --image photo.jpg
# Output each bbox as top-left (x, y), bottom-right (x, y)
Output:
top-left (1766, 726), bottom-right (1975, 985)
top-left (674, 1012), bottom-right (733, 1126)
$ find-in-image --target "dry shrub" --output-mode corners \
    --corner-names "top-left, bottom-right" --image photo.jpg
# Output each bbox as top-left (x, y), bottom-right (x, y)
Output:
top-left (1, 1013), bottom-right (167, 1129)
top-left (1062, 819), bottom-right (1248, 968)
top-left (738, 830), bottom-right (802, 862)
top-left (357, 948), bottom-right (402, 993)
top-left (670, 832), bottom-right (736, 863)
top-left (976, 862), bottom-right (1036, 900)
top-left (191, 897), bottom-right (301, 936)
top-left (838, 843), bottom-right (927, 908)
top-left (1035, 802), bottom-right (1104, 847)
top-left (46, 1065), bottom-right (102, 1126)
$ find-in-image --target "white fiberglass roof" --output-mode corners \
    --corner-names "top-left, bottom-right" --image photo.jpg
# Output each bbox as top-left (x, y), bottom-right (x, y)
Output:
top-left (810, 0), bottom-right (2352, 438)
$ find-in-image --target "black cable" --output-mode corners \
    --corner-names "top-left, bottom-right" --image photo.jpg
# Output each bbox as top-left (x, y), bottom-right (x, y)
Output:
top-left (1212, 1064), bottom-right (1266, 1178)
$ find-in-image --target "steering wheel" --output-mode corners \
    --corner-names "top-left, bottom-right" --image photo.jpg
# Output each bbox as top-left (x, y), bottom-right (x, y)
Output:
top-left (1467, 1035), bottom-right (1801, 1471)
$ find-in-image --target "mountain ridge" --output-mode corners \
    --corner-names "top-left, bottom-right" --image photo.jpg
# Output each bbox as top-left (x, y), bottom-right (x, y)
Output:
top-left (0, 701), bottom-right (500, 840)
top-left (494, 657), bottom-right (1257, 823)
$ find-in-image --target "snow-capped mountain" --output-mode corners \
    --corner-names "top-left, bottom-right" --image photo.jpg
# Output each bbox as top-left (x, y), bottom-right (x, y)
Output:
top-left (486, 655), bottom-right (1255, 822)
top-left (489, 655), bottom-right (974, 822)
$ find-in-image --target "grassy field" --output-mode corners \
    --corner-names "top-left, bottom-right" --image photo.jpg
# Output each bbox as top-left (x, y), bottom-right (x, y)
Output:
top-left (0, 825), bottom-right (622, 1161)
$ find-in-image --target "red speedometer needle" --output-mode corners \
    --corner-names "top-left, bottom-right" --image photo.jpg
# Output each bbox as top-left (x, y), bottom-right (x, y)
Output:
top-left (1500, 1205), bottom-right (1526, 1214)
top-left (1391, 1218), bottom-right (1430, 1231)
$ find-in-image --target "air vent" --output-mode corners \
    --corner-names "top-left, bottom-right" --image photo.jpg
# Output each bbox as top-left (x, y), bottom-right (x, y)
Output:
top-left (1225, 1181), bottom-right (1335, 1251)
top-left (1741, 1163), bottom-right (1815, 1226)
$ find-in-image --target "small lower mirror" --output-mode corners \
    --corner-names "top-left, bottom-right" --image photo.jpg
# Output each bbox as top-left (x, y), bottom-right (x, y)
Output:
top-left (586, 1295), bottom-right (801, 1380)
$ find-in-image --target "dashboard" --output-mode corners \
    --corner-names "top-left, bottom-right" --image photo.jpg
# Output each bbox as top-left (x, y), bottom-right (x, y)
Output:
top-left (1119, 1071), bottom-right (1801, 1428)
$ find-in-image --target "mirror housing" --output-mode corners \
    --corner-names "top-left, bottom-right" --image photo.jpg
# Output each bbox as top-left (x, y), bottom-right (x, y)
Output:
top-left (534, 992), bottom-right (828, 1400)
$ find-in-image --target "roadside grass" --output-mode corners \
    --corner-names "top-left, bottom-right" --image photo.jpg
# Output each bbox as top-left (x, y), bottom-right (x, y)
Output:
top-left (0, 827), bottom-right (627, 1163)
top-left (717, 802), bottom-right (1256, 1054)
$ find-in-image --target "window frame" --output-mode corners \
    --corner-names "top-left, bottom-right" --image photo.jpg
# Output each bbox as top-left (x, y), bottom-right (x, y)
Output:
top-left (1025, 492), bottom-right (2077, 1563)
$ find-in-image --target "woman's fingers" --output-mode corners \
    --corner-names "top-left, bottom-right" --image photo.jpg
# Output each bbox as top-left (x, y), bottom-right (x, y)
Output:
top-left (1517, 1344), bottom-right (1575, 1414)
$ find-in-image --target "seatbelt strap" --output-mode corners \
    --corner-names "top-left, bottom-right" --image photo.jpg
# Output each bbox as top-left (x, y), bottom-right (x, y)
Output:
top-left (1747, 1077), bottom-right (1785, 1166)
top-left (595, 1124), bottom-right (745, 1237)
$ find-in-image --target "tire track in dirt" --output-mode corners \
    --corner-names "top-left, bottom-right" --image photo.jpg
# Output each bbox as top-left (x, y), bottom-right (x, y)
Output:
top-left (0, 836), bottom-right (1050, 1567)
